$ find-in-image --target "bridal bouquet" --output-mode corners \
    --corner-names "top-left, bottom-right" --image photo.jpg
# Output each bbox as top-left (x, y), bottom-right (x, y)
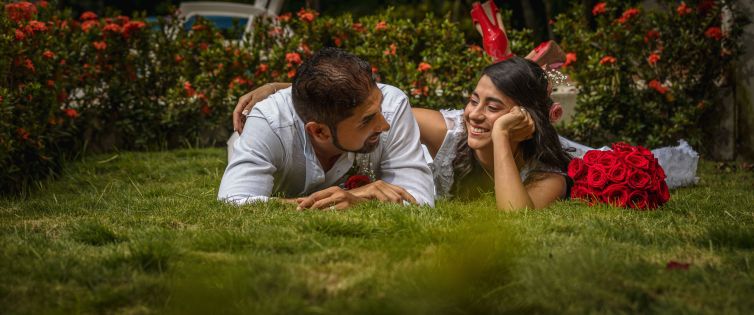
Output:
top-left (568, 142), bottom-right (670, 209)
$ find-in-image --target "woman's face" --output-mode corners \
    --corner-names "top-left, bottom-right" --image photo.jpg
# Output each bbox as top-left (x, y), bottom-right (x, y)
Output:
top-left (463, 75), bottom-right (518, 150)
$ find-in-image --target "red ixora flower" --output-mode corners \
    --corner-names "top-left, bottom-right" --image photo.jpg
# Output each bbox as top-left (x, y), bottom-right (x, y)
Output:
top-left (648, 79), bottom-right (668, 94)
top-left (592, 2), bottom-right (607, 16)
top-left (383, 43), bottom-right (397, 56)
top-left (351, 22), bottom-right (364, 32)
top-left (200, 104), bottom-right (211, 115)
top-left (42, 50), bottom-right (55, 59)
top-left (277, 12), bottom-right (291, 22)
top-left (255, 63), bottom-right (269, 75)
top-left (599, 55), bottom-right (617, 65)
top-left (16, 128), bottom-right (30, 141)
top-left (81, 20), bottom-right (98, 32)
top-left (616, 8), bottom-right (640, 24)
top-left (676, 2), bottom-right (693, 16)
top-left (123, 21), bottom-right (146, 38)
top-left (297, 8), bottom-right (317, 23)
top-left (344, 175), bottom-right (371, 190)
top-left (184, 81), bottom-right (196, 97)
top-left (285, 52), bottom-right (302, 65)
top-left (80, 11), bottom-right (98, 21)
top-left (27, 20), bottom-right (47, 32)
top-left (5, 1), bottom-right (38, 23)
top-left (63, 108), bottom-right (78, 118)
top-left (564, 52), bottom-right (577, 68)
top-left (704, 26), bottom-right (723, 40)
top-left (22, 58), bottom-right (35, 72)
top-left (375, 20), bottom-right (388, 31)
top-left (417, 62), bottom-right (432, 72)
top-left (644, 30), bottom-right (660, 43)
top-left (102, 23), bottom-right (122, 33)
top-left (15, 29), bottom-right (26, 40)
top-left (647, 53), bottom-right (660, 65)
top-left (92, 41), bottom-right (107, 51)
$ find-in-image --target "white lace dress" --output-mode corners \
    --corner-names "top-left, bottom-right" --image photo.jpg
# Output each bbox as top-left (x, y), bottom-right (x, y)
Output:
top-left (427, 110), bottom-right (699, 198)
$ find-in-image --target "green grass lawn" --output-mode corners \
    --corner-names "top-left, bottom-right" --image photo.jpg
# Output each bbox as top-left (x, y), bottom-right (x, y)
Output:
top-left (1, 148), bottom-right (753, 314)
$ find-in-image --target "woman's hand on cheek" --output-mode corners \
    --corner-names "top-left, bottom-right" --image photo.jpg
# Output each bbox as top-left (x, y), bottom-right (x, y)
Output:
top-left (492, 106), bottom-right (532, 142)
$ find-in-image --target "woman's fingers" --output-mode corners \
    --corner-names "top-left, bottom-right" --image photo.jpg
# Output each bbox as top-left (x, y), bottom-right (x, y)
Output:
top-left (233, 92), bottom-right (254, 133)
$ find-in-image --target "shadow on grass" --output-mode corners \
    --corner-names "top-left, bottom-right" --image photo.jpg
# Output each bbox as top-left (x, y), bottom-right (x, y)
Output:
top-left (161, 213), bottom-right (531, 314)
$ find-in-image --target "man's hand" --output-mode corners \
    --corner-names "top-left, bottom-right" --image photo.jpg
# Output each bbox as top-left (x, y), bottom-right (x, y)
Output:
top-left (349, 180), bottom-right (418, 205)
top-left (297, 186), bottom-right (365, 210)
top-left (232, 82), bottom-right (290, 133)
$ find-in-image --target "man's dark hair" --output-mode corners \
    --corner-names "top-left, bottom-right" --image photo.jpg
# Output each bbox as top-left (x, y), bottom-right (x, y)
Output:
top-left (291, 47), bottom-right (376, 128)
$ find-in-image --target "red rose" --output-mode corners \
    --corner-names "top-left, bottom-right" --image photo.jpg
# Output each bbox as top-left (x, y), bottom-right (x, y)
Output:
top-left (636, 145), bottom-right (652, 157)
top-left (587, 165), bottom-right (608, 188)
top-left (627, 190), bottom-right (650, 209)
top-left (568, 158), bottom-right (586, 179)
top-left (657, 180), bottom-right (670, 203)
top-left (611, 142), bottom-right (633, 153)
top-left (597, 151), bottom-right (618, 169)
top-left (627, 169), bottom-right (652, 190)
top-left (624, 151), bottom-right (650, 170)
top-left (607, 163), bottom-right (628, 182)
top-left (344, 175), bottom-right (371, 190)
top-left (582, 150), bottom-right (602, 166)
top-left (570, 184), bottom-right (598, 204)
top-left (652, 163), bottom-right (666, 181)
top-left (601, 184), bottom-right (629, 207)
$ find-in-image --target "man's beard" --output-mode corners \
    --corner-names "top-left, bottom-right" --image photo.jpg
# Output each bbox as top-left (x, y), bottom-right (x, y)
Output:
top-left (330, 124), bottom-right (380, 153)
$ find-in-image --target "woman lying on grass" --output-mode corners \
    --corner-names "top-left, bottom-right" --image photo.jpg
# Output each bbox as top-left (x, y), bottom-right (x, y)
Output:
top-left (414, 56), bottom-right (572, 210)
top-left (229, 56), bottom-right (572, 210)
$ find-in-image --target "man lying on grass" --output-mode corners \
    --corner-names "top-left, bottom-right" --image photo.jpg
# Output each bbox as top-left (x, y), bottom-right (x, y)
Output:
top-left (218, 48), bottom-right (434, 209)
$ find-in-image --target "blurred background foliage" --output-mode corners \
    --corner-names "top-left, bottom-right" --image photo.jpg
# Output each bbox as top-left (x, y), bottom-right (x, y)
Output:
top-left (57, 0), bottom-right (615, 44)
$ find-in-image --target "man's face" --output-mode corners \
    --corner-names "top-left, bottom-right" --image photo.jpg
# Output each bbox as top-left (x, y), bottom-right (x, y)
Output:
top-left (331, 86), bottom-right (390, 153)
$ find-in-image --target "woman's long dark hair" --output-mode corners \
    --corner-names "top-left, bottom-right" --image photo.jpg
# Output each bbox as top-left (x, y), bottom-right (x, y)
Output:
top-left (453, 56), bottom-right (572, 188)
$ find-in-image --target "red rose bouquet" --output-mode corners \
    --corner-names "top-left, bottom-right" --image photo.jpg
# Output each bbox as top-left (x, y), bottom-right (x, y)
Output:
top-left (568, 142), bottom-right (670, 209)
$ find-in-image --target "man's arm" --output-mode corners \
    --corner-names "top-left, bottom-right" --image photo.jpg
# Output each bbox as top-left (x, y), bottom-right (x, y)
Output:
top-left (218, 112), bottom-right (284, 204)
top-left (378, 89), bottom-right (435, 207)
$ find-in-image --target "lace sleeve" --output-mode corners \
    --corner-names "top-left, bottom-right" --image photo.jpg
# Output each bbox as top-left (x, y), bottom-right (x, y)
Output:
top-left (430, 109), bottom-right (465, 198)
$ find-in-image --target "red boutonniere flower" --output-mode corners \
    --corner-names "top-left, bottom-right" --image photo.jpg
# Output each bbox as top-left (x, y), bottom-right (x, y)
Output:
top-left (341, 154), bottom-right (375, 190)
top-left (344, 175), bottom-right (371, 190)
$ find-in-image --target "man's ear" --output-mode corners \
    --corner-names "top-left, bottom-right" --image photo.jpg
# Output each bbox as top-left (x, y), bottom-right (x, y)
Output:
top-left (304, 122), bottom-right (332, 141)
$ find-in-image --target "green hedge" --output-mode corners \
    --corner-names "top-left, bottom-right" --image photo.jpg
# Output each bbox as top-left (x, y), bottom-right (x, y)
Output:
top-left (2, 2), bottom-right (517, 194)
top-left (3, 0), bottom-right (748, 195)
top-left (554, 0), bottom-right (748, 148)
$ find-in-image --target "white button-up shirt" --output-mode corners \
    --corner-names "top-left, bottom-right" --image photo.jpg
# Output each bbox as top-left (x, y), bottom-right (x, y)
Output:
top-left (218, 84), bottom-right (435, 207)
